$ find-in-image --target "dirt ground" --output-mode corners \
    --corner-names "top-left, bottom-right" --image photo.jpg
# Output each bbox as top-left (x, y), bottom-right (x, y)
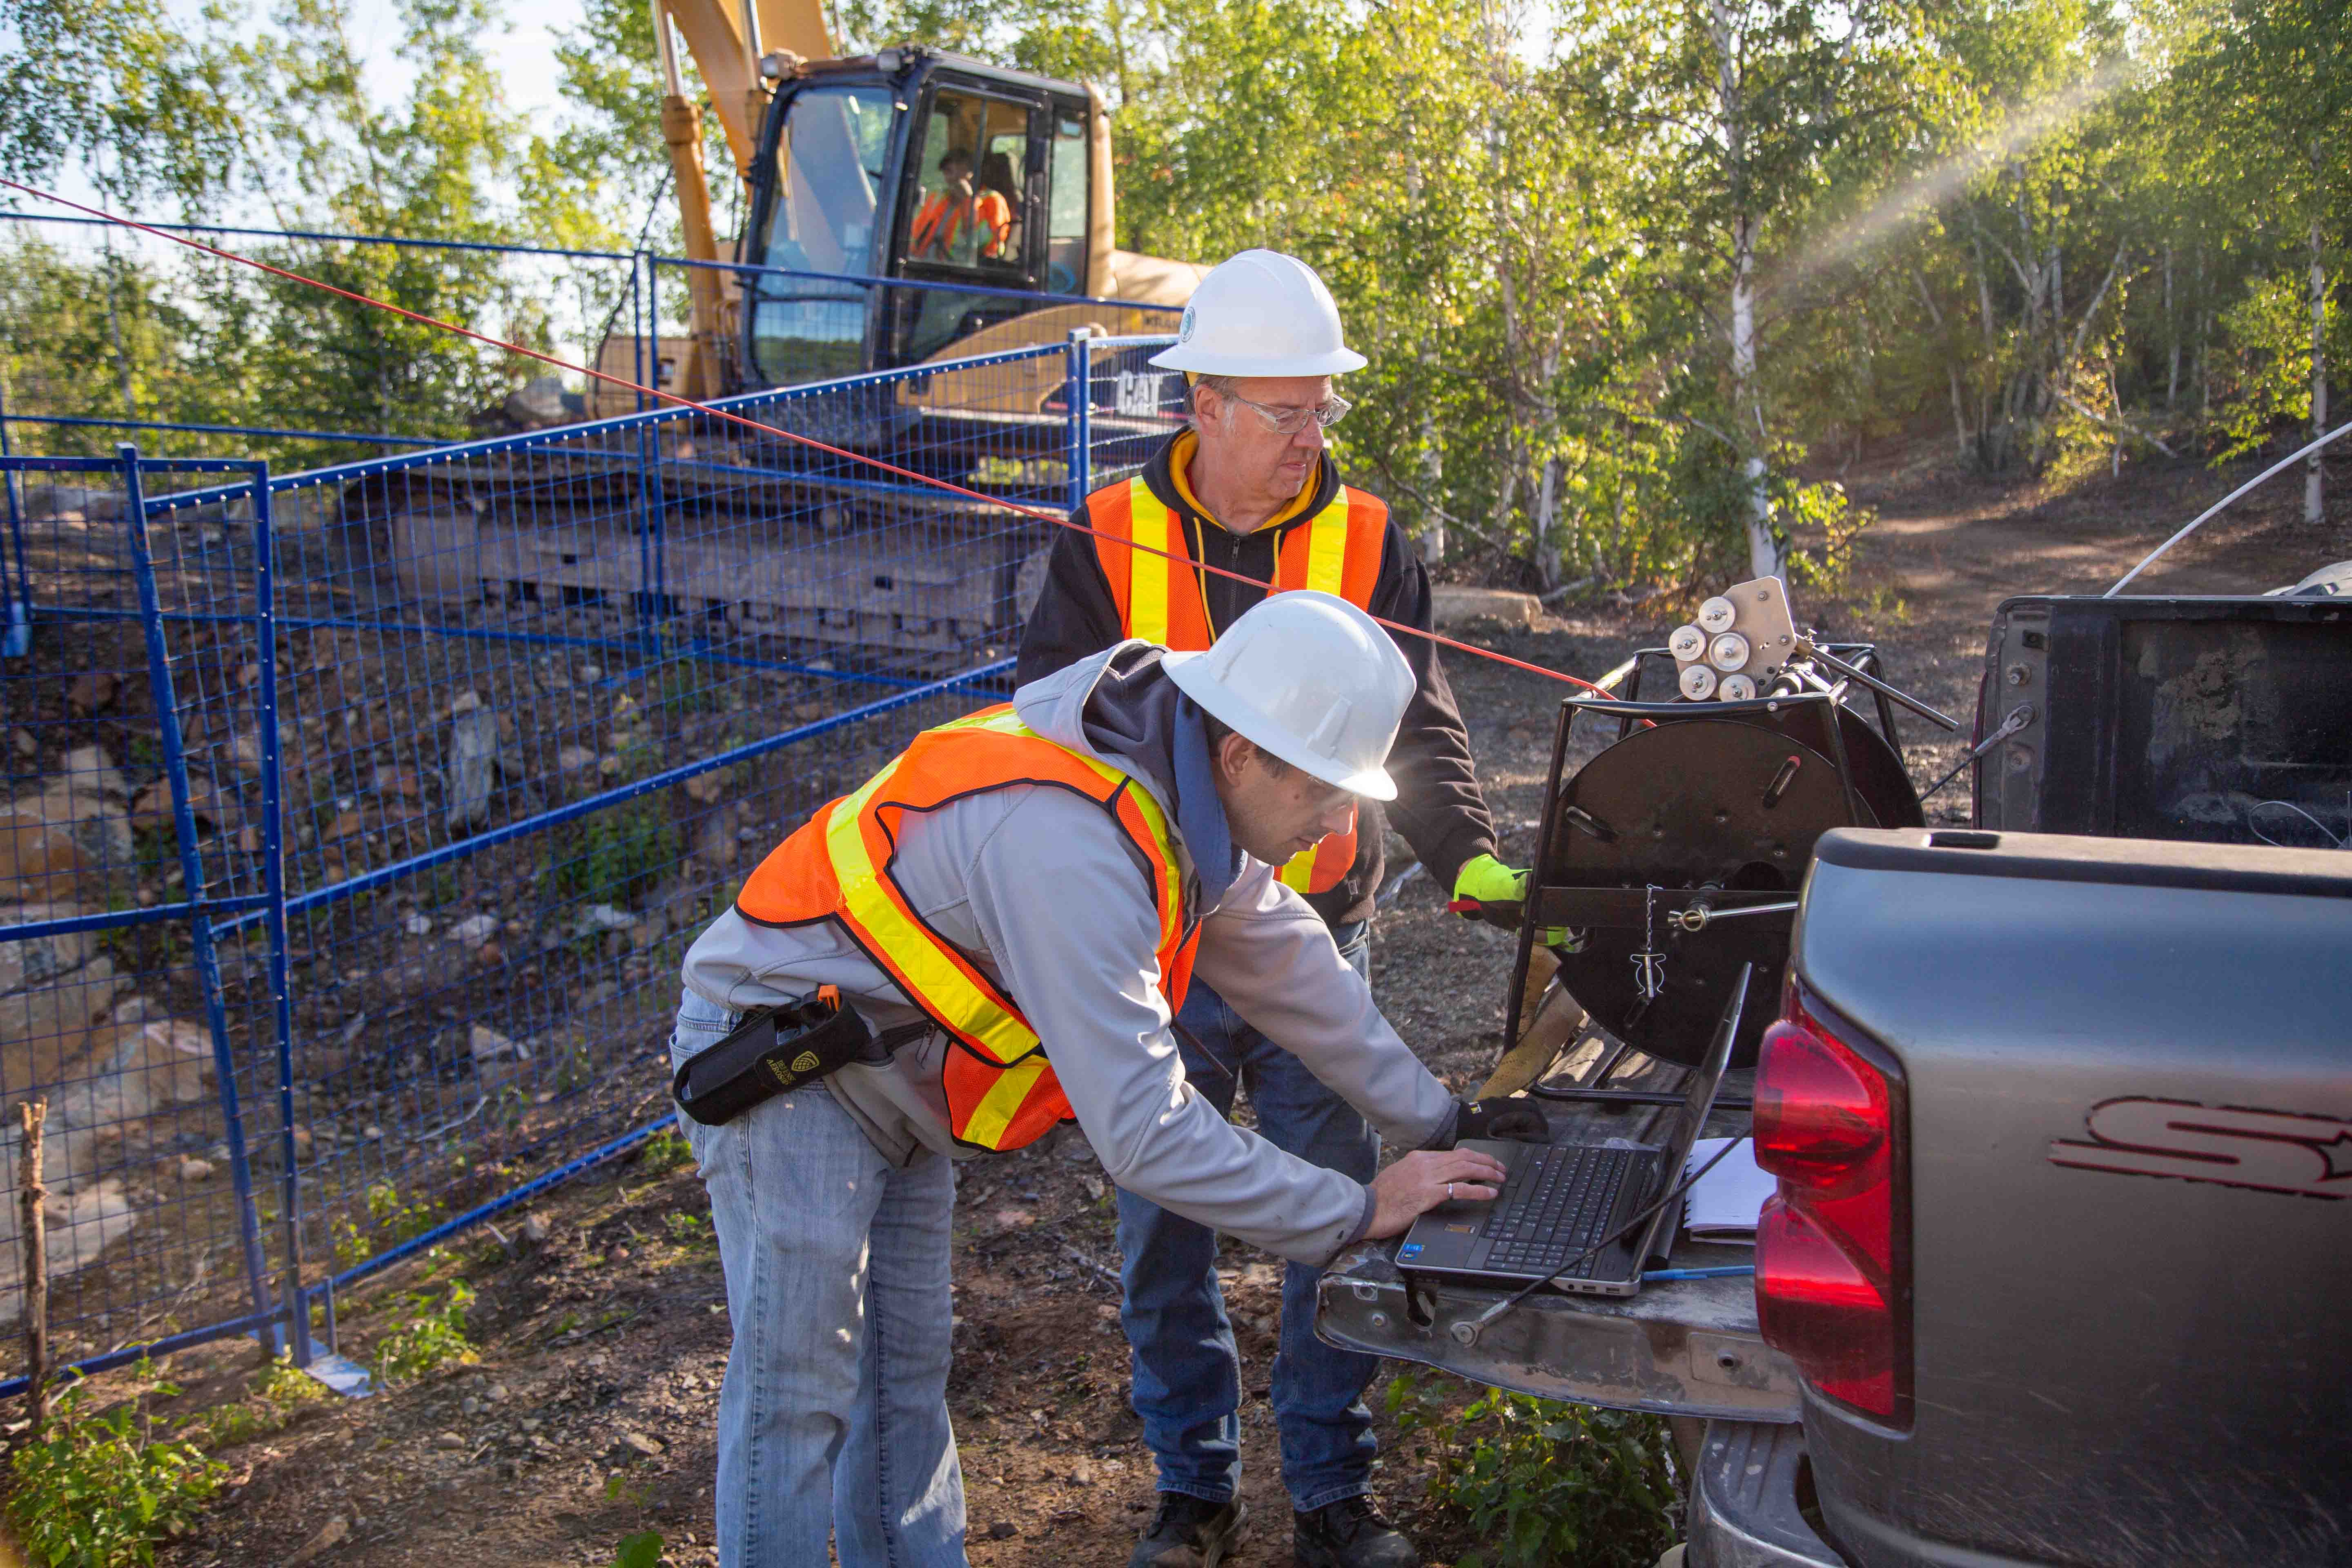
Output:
top-left (20, 438), bottom-right (2348, 1568)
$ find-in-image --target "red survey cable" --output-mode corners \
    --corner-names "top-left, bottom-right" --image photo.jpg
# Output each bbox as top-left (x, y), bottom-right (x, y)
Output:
top-left (0, 178), bottom-right (1623, 700)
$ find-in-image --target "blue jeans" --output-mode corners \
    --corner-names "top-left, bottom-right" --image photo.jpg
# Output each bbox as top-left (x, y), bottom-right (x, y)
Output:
top-left (1115, 923), bottom-right (1379, 1513)
top-left (669, 989), bottom-right (967, 1568)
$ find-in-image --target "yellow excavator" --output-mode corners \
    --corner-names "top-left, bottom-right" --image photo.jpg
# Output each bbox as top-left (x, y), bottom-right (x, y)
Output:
top-left (596, 0), bottom-right (1207, 419)
top-left (379, 2), bottom-right (1205, 669)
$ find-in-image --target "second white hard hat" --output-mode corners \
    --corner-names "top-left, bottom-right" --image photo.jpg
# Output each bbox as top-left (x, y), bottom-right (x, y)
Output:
top-left (1149, 249), bottom-right (1367, 379)
top-left (1163, 590), bottom-right (1413, 800)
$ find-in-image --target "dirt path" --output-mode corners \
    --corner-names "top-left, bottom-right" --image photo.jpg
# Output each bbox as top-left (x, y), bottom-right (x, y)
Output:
top-left (74, 441), bottom-right (2347, 1568)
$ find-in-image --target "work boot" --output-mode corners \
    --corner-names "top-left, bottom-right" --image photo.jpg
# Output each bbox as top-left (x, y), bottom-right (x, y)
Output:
top-left (1129, 1492), bottom-right (1247, 1568)
top-left (1293, 1495), bottom-right (1419, 1568)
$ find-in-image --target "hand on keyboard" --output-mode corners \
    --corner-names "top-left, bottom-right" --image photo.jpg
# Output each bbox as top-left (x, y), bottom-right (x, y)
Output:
top-left (1364, 1148), bottom-right (1509, 1238)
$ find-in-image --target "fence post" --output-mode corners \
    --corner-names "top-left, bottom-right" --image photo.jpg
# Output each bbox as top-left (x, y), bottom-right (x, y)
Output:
top-left (120, 445), bottom-right (283, 1359)
top-left (0, 379), bottom-right (28, 659)
top-left (1066, 329), bottom-right (1094, 513)
top-left (632, 250), bottom-right (649, 416)
top-left (17, 1097), bottom-right (47, 1433)
top-left (249, 465), bottom-right (310, 1367)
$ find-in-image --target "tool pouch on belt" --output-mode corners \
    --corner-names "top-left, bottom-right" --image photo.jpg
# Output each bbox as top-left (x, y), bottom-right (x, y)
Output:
top-left (672, 987), bottom-right (875, 1127)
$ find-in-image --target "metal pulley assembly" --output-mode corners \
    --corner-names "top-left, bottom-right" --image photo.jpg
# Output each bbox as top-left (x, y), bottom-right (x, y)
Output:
top-left (1473, 597), bottom-right (1945, 1071)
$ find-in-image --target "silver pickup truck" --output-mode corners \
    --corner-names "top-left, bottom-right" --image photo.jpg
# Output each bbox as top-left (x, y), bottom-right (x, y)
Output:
top-left (1323, 591), bottom-right (2352, 1566)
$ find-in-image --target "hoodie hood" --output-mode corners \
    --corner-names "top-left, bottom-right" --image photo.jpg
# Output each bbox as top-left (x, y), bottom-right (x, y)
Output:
top-left (1013, 641), bottom-right (1245, 907)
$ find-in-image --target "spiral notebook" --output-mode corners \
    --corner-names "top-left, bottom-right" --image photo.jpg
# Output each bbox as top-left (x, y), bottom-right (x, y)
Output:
top-left (1682, 1137), bottom-right (1775, 1243)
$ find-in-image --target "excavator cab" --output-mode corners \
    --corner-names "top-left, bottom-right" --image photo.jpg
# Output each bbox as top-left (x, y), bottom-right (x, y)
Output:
top-left (739, 51), bottom-right (1107, 388)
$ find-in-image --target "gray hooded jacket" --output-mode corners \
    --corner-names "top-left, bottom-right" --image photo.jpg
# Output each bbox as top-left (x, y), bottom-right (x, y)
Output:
top-left (679, 642), bottom-right (1458, 1265)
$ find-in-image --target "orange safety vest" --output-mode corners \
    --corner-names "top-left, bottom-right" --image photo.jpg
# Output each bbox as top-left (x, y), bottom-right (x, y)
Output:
top-left (1084, 475), bottom-right (1388, 895)
top-left (733, 705), bottom-right (1199, 1153)
top-left (911, 189), bottom-right (1013, 260)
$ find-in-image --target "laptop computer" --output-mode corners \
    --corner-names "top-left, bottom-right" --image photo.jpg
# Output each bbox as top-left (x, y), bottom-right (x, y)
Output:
top-left (1395, 970), bottom-right (1746, 1297)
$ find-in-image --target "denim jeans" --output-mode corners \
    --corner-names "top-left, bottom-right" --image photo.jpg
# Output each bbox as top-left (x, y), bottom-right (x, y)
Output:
top-left (1115, 922), bottom-right (1380, 1513)
top-left (669, 989), bottom-right (967, 1568)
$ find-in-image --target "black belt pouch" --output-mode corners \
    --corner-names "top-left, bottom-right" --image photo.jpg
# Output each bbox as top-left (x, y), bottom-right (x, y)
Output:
top-left (672, 989), bottom-right (874, 1126)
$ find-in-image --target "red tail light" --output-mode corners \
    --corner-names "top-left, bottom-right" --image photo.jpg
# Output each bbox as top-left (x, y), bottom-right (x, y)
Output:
top-left (1754, 980), bottom-right (1908, 1421)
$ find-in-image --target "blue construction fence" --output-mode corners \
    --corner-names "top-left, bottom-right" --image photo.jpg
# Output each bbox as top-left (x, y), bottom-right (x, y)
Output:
top-left (0, 330), bottom-right (1181, 1390)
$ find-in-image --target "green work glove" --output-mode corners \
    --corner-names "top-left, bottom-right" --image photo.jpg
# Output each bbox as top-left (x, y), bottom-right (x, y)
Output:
top-left (1450, 853), bottom-right (1583, 952)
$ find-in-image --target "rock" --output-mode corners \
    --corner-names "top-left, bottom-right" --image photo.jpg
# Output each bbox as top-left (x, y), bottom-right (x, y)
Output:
top-left (1082, 1176), bottom-right (1106, 1203)
top-left (460, 1397), bottom-right (480, 1416)
top-left (435, 1431), bottom-right (465, 1450)
top-left (8, 729), bottom-right (33, 760)
top-left (444, 706), bottom-right (499, 832)
top-left (473, 940), bottom-right (505, 969)
top-left (1069, 1461), bottom-right (1096, 1486)
top-left (520, 1212), bottom-right (550, 1247)
top-left (502, 375), bottom-right (575, 430)
top-left (279, 1515), bottom-right (349, 1568)
top-left (691, 803), bottom-right (743, 866)
top-left (580, 904), bottom-right (637, 933)
top-left (67, 671), bottom-right (118, 716)
top-left (373, 765), bottom-right (425, 798)
top-left (363, 1125), bottom-right (381, 1139)
top-left (985, 1521), bottom-right (1019, 1540)
top-left (556, 746), bottom-right (597, 773)
top-left (0, 904), bottom-right (97, 995)
top-left (324, 808), bottom-right (369, 843)
top-left (62, 746), bottom-right (125, 801)
top-left (179, 1157), bottom-right (214, 1182)
top-left (1430, 584), bottom-right (1541, 631)
top-left (469, 1024), bottom-right (526, 1062)
top-left (451, 913), bottom-right (499, 946)
top-left (0, 958), bottom-right (131, 1087)
top-left (619, 1431), bottom-right (664, 1458)
top-left (683, 765), bottom-right (731, 804)
top-left (487, 1383), bottom-right (509, 1403)
top-left (404, 913), bottom-right (432, 937)
top-left (231, 732), bottom-right (267, 777)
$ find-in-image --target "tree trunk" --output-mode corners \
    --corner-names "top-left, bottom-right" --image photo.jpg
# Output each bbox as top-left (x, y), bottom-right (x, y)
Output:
top-left (1535, 457), bottom-right (1560, 589)
top-left (2309, 217), bottom-right (2328, 527)
top-left (2165, 243), bottom-right (2180, 412)
top-left (1731, 212), bottom-right (1780, 577)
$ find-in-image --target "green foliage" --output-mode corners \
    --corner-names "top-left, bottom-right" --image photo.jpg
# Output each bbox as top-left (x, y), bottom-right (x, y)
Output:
top-left (6, 1386), bottom-right (229, 1568)
top-left (370, 1278), bottom-right (479, 1385)
top-left (1388, 1375), bottom-right (1677, 1568)
top-left (332, 1180), bottom-right (448, 1269)
top-left (198, 1353), bottom-right (327, 1450)
top-left (559, 791), bottom-right (682, 907)
top-left (638, 1126), bottom-right (695, 1174)
top-left (612, 1531), bottom-right (665, 1568)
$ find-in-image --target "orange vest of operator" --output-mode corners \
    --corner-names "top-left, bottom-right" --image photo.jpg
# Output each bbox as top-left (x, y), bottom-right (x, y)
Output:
top-left (1085, 475), bottom-right (1388, 895)
top-left (733, 705), bottom-right (1199, 1152)
top-left (911, 188), bottom-right (1013, 259)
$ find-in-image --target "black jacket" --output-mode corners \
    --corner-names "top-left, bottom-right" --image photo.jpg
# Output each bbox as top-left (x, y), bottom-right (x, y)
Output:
top-left (1016, 433), bottom-right (1496, 927)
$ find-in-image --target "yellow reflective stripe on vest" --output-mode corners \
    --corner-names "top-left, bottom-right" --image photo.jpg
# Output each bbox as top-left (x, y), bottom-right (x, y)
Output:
top-left (1127, 484), bottom-right (1175, 645)
top-left (822, 706), bottom-right (1185, 1087)
top-left (1300, 493), bottom-right (1351, 596)
top-left (824, 757), bottom-right (1044, 1066)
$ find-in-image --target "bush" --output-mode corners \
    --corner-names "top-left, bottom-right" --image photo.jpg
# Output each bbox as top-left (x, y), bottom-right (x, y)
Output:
top-left (1389, 1376), bottom-right (1678, 1568)
top-left (7, 1387), bottom-right (228, 1568)
top-left (370, 1279), bottom-right (480, 1385)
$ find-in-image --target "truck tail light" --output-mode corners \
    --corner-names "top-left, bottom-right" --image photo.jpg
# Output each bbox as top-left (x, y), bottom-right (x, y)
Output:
top-left (1754, 979), bottom-right (1909, 1422)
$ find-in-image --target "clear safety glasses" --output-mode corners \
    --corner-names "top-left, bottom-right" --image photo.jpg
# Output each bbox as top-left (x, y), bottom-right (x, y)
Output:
top-left (1218, 388), bottom-right (1354, 435)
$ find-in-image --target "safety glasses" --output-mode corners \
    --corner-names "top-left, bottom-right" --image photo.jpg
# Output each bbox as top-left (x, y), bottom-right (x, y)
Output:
top-left (1216, 388), bottom-right (1353, 435)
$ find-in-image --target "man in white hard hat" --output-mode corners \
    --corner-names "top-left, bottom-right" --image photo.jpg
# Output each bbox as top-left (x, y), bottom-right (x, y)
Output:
top-left (1022, 249), bottom-right (1535, 1568)
top-left (668, 592), bottom-right (1541, 1568)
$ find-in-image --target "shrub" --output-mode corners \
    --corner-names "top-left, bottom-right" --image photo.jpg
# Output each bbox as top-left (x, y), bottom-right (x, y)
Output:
top-left (370, 1279), bottom-right (479, 1385)
top-left (1388, 1376), bottom-right (1678, 1568)
top-left (7, 1387), bottom-right (228, 1568)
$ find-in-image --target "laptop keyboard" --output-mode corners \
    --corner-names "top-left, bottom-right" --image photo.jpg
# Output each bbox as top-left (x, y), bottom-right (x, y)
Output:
top-left (1481, 1145), bottom-right (1637, 1278)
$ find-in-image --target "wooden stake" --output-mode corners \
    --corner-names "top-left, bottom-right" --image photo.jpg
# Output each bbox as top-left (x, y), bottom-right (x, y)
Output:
top-left (18, 1097), bottom-right (47, 1437)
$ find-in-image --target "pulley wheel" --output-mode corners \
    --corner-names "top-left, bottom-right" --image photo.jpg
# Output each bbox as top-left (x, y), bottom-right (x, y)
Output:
top-left (1542, 718), bottom-right (1889, 1067)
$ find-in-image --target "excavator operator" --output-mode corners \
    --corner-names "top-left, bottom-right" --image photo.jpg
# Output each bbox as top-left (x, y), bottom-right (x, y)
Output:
top-left (909, 148), bottom-right (1012, 264)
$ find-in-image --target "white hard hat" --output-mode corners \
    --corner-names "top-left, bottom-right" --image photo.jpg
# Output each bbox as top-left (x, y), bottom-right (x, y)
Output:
top-left (1163, 591), bottom-right (1413, 800)
top-left (1148, 249), bottom-right (1367, 379)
